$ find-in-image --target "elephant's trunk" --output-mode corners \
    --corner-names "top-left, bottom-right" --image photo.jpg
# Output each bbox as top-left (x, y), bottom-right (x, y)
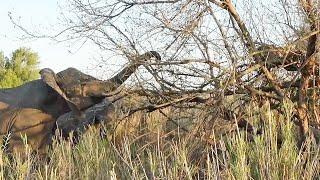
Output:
top-left (81, 51), bottom-right (161, 97)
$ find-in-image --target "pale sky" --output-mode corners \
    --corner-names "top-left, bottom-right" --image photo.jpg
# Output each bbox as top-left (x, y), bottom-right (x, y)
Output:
top-left (0, 0), bottom-right (295, 79)
top-left (0, 0), bottom-right (102, 74)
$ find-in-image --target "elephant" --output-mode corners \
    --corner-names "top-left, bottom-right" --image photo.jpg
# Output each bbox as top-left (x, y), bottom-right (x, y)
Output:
top-left (55, 97), bottom-right (114, 141)
top-left (0, 51), bottom-right (161, 154)
top-left (0, 107), bottom-right (55, 155)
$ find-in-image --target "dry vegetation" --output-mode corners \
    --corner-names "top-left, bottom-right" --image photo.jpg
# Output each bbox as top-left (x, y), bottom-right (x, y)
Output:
top-left (0, 95), bottom-right (319, 179)
top-left (5, 0), bottom-right (320, 179)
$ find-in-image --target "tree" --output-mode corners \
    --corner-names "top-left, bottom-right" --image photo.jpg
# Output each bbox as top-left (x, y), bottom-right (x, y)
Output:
top-left (0, 48), bottom-right (40, 88)
top-left (10, 0), bottom-right (320, 143)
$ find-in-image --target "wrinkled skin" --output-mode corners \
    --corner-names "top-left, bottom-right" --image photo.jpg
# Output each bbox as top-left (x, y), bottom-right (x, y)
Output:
top-left (0, 51), bottom-right (161, 154)
top-left (56, 98), bottom-right (114, 140)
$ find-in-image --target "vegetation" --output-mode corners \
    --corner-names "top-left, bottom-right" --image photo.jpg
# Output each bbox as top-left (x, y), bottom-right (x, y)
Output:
top-left (0, 48), bottom-right (39, 88)
top-left (1, 100), bottom-right (320, 179)
top-left (11, 0), bottom-right (318, 142)
top-left (3, 0), bottom-right (320, 179)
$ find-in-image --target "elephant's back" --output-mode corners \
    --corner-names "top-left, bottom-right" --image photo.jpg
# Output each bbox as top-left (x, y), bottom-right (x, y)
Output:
top-left (0, 80), bottom-right (49, 106)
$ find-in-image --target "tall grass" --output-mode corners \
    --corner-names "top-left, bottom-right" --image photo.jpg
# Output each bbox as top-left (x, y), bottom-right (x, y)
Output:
top-left (0, 101), bottom-right (320, 179)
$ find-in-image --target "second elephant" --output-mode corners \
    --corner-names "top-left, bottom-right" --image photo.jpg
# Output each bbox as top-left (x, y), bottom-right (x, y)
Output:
top-left (56, 98), bottom-right (114, 140)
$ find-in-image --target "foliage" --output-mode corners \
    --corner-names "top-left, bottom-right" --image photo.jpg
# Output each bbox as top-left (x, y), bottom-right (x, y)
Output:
top-left (1, 101), bottom-right (320, 179)
top-left (0, 48), bottom-right (39, 88)
top-left (11, 0), bottom-right (316, 140)
top-left (5, 0), bottom-right (320, 178)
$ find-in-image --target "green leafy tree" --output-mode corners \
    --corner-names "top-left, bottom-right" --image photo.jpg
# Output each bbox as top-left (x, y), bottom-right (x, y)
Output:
top-left (0, 48), bottom-right (40, 88)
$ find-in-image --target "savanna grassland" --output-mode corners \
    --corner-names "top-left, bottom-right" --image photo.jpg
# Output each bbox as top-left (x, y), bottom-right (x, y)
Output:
top-left (2, 95), bottom-right (320, 180)
top-left (2, 0), bottom-right (320, 179)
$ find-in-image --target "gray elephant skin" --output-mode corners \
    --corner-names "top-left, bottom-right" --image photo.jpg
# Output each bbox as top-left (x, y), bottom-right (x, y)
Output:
top-left (0, 51), bottom-right (161, 155)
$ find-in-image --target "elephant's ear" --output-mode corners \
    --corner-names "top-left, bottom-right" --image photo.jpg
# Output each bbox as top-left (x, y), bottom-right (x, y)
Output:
top-left (40, 68), bottom-right (81, 116)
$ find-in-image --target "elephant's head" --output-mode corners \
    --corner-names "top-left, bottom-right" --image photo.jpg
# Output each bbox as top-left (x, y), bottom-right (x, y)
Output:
top-left (40, 51), bottom-right (161, 115)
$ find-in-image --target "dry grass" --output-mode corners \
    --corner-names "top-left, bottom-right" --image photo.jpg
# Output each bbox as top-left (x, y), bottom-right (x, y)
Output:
top-left (1, 100), bottom-right (320, 179)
